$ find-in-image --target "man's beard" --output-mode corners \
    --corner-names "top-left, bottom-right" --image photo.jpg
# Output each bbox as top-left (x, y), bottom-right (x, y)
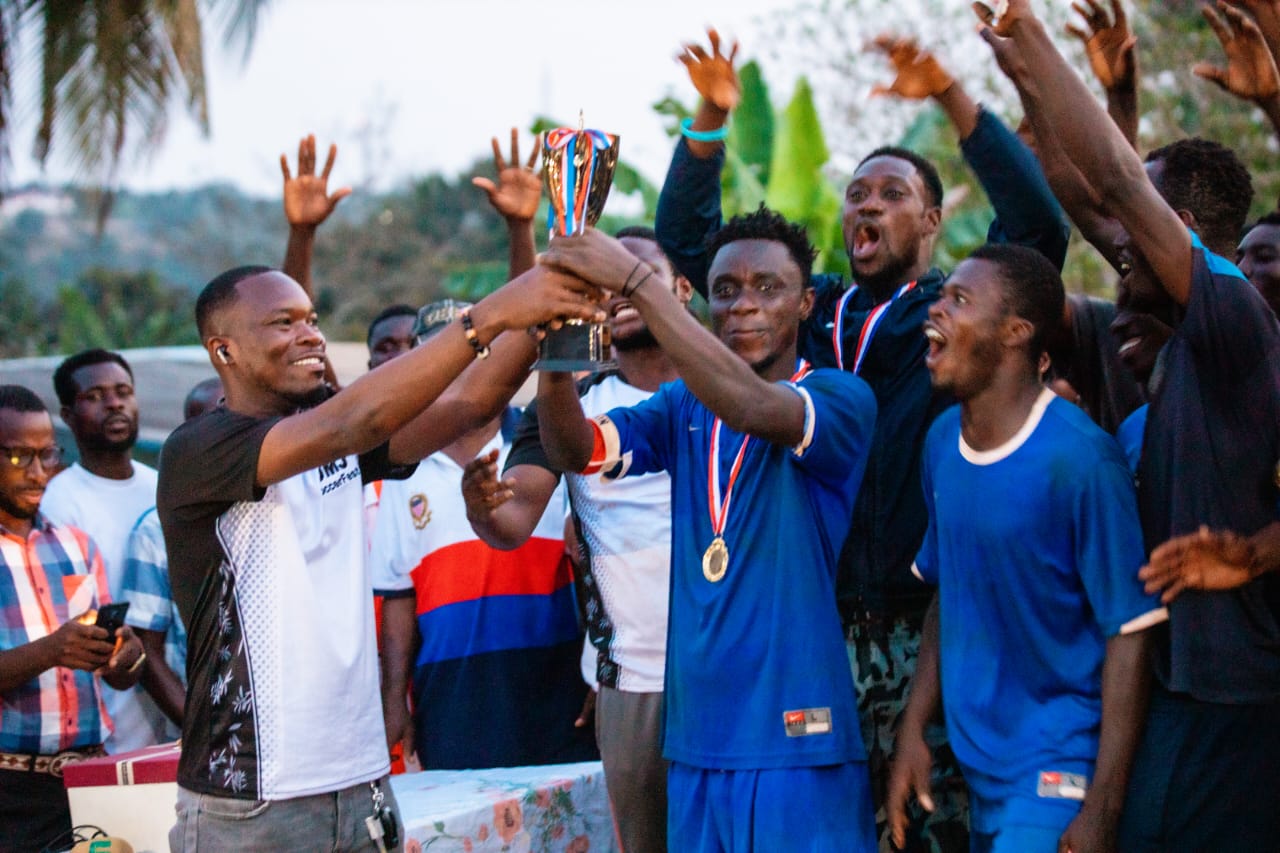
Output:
top-left (612, 327), bottom-right (660, 353)
top-left (850, 241), bottom-right (921, 296)
top-left (0, 490), bottom-right (38, 522)
top-left (284, 382), bottom-right (335, 410)
top-left (79, 428), bottom-right (138, 453)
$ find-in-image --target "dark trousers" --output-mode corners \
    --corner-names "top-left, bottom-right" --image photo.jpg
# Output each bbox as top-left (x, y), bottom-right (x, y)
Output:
top-left (0, 767), bottom-right (72, 853)
top-left (1118, 684), bottom-right (1280, 852)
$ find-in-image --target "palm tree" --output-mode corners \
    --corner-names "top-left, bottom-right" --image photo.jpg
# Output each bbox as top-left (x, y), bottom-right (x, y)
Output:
top-left (0, 0), bottom-right (269, 224)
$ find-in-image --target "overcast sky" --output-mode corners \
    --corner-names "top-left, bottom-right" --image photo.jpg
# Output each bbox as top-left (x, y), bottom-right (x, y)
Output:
top-left (6, 0), bottom-right (793, 198)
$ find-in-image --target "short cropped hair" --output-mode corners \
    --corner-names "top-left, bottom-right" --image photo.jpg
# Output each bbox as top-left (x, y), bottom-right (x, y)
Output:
top-left (856, 146), bottom-right (945, 209)
top-left (0, 385), bottom-right (48, 416)
top-left (195, 265), bottom-right (273, 339)
top-left (968, 243), bottom-right (1065, 360)
top-left (1244, 210), bottom-right (1280, 236)
top-left (705, 205), bottom-right (818, 286)
top-left (1146, 138), bottom-right (1253, 250)
top-left (366, 304), bottom-right (417, 346)
top-left (53, 349), bottom-right (134, 407)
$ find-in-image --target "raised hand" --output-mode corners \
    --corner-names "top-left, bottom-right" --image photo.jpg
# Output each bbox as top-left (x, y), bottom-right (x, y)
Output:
top-left (1139, 525), bottom-right (1259, 603)
top-left (1194, 0), bottom-right (1280, 104)
top-left (870, 35), bottom-right (955, 100)
top-left (678, 27), bottom-right (741, 112)
top-left (471, 128), bottom-right (542, 224)
top-left (1066, 0), bottom-right (1137, 92)
top-left (1237, 0), bottom-right (1280, 63)
top-left (477, 265), bottom-right (605, 336)
top-left (542, 229), bottom-right (665, 295)
top-left (280, 134), bottom-right (352, 229)
top-left (973, 0), bottom-right (1034, 37)
top-left (461, 449), bottom-right (516, 519)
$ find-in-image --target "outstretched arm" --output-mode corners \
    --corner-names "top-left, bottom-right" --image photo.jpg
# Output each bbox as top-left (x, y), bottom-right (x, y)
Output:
top-left (1067, 0), bottom-right (1140, 149)
top-left (870, 35), bottom-right (979, 139)
top-left (979, 30), bottom-right (1126, 271)
top-left (254, 267), bottom-right (604, 485)
top-left (472, 129), bottom-right (543, 280)
top-left (978, 1), bottom-right (1192, 304)
top-left (280, 135), bottom-right (352, 296)
top-left (871, 34), bottom-right (1070, 268)
top-left (1194, 1), bottom-right (1280, 143)
top-left (654, 28), bottom-right (741, 296)
top-left (541, 230), bottom-right (807, 446)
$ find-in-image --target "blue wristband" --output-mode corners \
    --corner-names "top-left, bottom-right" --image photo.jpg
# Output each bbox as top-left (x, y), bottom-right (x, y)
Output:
top-left (680, 117), bottom-right (730, 142)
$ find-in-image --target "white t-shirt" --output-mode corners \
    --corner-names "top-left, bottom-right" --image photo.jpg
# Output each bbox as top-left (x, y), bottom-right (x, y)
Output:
top-left (509, 374), bottom-right (672, 692)
top-left (40, 461), bottom-right (163, 753)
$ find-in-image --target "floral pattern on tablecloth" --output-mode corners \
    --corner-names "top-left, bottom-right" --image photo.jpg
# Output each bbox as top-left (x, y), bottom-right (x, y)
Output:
top-left (390, 761), bottom-right (616, 853)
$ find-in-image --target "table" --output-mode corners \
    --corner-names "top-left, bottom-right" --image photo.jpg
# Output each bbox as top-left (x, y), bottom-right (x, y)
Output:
top-left (391, 761), bottom-right (616, 853)
top-left (65, 746), bottom-right (614, 853)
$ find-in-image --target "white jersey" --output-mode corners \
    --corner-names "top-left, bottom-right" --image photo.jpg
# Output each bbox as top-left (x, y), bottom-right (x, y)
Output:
top-left (525, 374), bottom-right (672, 693)
top-left (40, 461), bottom-right (164, 753)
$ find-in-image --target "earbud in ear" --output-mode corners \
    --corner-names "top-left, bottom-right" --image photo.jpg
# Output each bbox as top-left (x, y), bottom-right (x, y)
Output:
top-left (216, 346), bottom-right (231, 365)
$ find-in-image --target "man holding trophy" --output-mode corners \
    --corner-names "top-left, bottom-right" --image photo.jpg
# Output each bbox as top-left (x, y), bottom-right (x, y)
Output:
top-left (534, 202), bottom-right (879, 851)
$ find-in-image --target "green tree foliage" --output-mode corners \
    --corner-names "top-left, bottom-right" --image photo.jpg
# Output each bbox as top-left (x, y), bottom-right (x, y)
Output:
top-left (0, 0), bottom-right (269, 223)
top-left (0, 266), bottom-right (197, 356)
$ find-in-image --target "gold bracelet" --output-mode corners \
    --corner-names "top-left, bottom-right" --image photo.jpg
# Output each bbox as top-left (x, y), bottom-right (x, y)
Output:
top-left (127, 652), bottom-right (147, 674)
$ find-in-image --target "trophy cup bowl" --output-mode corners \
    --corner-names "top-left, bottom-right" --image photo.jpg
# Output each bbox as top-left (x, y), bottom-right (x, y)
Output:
top-left (534, 124), bottom-right (620, 372)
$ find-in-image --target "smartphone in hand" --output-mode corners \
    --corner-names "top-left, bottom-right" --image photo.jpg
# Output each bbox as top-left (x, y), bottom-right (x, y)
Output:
top-left (94, 602), bottom-right (130, 636)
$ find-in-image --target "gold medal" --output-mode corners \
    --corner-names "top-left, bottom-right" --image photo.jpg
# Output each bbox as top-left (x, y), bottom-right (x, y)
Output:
top-left (702, 537), bottom-right (729, 583)
top-left (701, 361), bottom-right (811, 587)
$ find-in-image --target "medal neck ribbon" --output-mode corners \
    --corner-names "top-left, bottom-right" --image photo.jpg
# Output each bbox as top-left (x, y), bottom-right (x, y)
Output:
top-left (706, 360), bottom-right (813, 539)
top-left (832, 280), bottom-right (918, 372)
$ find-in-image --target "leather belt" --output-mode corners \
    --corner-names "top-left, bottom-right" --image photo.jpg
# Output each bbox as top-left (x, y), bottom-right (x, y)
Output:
top-left (0, 745), bottom-right (105, 777)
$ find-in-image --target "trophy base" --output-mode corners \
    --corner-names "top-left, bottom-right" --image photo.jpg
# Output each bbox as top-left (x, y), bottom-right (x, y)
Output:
top-left (534, 321), bottom-right (614, 373)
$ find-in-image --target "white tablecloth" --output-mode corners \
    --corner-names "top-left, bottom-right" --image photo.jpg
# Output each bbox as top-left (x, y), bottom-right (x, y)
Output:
top-left (390, 761), bottom-right (616, 853)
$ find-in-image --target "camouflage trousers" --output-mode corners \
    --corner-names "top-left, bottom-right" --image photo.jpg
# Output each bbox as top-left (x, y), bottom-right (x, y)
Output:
top-left (848, 614), bottom-right (969, 853)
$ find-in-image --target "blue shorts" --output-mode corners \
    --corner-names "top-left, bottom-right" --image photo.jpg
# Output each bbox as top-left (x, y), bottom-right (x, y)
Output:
top-left (667, 761), bottom-right (876, 853)
top-left (969, 823), bottom-right (1066, 853)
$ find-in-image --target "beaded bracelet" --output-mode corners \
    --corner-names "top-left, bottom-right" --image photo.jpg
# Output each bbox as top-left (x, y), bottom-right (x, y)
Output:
top-left (459, 307), bottom-right (490, 359)
top-left (680, 117), bottom-right (730, 142)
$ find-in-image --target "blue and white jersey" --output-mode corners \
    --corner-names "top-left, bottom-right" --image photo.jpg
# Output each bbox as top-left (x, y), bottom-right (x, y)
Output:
top-left (915, 388), bottom-right (1166, 831)
top-left (592, 366), bottom-right (876, 769)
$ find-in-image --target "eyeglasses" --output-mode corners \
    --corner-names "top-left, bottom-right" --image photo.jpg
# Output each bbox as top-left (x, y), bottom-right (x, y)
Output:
top-left (1, 446), bottom-right (63, 470)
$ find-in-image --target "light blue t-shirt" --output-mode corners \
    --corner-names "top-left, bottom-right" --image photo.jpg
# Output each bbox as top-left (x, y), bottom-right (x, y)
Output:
top-left (916, 390), bottom-right (1163, 832)
top-left (598, 365), bottom-right (876, 769)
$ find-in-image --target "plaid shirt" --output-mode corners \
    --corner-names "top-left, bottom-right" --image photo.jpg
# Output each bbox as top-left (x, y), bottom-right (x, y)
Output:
top-left (0, 513), bottom-right (112, 754)
top-left (120, 507), bottom-right (186, 694)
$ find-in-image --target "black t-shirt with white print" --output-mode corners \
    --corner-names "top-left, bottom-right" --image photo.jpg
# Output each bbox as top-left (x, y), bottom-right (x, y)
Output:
top-left (158, 406), bottom-right (413, 800)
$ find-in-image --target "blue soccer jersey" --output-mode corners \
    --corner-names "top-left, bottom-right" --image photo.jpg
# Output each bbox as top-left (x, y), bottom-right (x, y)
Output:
top-left (592, 366), bottom-right (876, 769)
top-left (914, 389), bottom-right (1165, 832)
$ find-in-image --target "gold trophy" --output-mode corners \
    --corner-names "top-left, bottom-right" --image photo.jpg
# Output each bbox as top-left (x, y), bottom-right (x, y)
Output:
top-left (535, 116), bottom-right (621, 371)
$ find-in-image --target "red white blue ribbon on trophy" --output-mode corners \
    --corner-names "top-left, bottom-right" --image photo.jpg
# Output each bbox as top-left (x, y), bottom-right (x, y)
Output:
top-left (545, 127), bottom-right (614, 236)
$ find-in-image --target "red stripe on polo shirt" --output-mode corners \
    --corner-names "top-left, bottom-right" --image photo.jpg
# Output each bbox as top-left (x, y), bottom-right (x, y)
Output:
top-left (411, 536), bottom-right (571, 615)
